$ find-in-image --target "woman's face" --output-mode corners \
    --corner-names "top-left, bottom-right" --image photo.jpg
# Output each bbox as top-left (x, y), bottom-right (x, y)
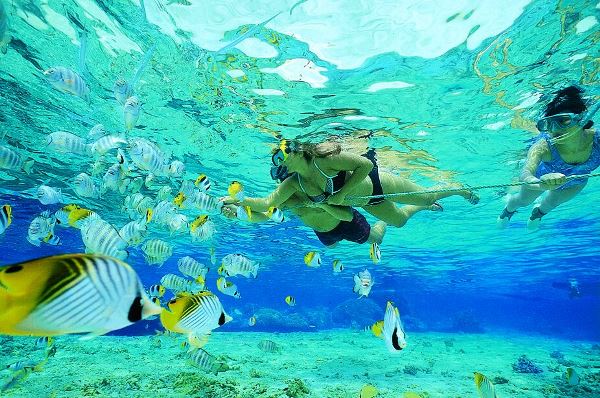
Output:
top-left (283, 152), bottom-right (304, 171)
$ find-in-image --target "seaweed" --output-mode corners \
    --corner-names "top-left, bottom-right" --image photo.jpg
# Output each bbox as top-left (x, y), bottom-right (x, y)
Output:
top-left (512, 355), bottom-right (543, 374)
top-left (283, 378), bottom-right (310, 397)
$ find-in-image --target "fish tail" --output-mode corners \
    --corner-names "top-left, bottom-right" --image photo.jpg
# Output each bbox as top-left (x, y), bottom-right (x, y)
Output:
top-left (23, 160), bottom-right (34, 175)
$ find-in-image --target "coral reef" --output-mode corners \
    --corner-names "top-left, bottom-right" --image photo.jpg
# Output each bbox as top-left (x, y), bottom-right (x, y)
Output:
top-left (512, 355), bottom-right (543, 374)
top-left (331, 298), bottom-right (383, 327)
top-left (449, 310), bottom-right (484, 333)
top-left (253, 308), bottom-right (310, 331)
top-left (283, 378), bottom-right (309, 397)
top-left (549, 350), bottom-right (564, 359)
top-left (492, 376), bottom-right (509, 384)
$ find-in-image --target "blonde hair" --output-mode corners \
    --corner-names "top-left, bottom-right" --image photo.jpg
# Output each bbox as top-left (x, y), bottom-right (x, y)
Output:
top-left (278, 139), bottom-right (341, 159)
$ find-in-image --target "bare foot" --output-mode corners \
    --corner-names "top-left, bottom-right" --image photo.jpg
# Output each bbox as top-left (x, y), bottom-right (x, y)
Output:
top-left (368, 221), bottom-right (387, 245)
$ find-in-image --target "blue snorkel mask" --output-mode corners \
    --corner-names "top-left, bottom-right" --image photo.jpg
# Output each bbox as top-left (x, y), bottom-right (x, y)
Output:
top-left (537, 101), bottom-right (599, 133)
top-left (270, 140), bottom-right (296, 181)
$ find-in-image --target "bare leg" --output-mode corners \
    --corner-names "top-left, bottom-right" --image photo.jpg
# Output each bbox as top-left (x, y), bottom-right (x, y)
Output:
top-left (367, 221), bottom-right (387, 244)
top-left (378, 173), bottom-right (475, 206)
top-left (505, 186), bottom-right (544, 212)
top-left (537, 182), bottom-right (587, 214)
top-left (364, 201), bottom-right (437, 228)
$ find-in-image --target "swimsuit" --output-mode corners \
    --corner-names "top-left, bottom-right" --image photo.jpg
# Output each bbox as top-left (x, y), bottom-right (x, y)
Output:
top-left (297, 150), bottom-right (385, 205)
top-left (535, 130), bottom-right (600, 190)
top-left (314, 208), bottom-right (371, 246)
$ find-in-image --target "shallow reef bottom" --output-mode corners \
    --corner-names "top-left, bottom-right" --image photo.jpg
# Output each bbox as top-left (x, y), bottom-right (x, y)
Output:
top-left (1, 330), bottom-right (599, 397)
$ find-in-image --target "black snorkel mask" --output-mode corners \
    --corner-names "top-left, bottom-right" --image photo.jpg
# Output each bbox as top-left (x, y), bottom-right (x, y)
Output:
top-left (270, 164), bottom-right (289, 181)
top-left (270, 140), bottom-right (295, 181)
top-left (536, 101), bottom-right (599, 135)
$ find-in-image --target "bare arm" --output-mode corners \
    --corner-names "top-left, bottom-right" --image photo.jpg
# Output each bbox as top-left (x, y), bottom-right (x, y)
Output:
top-left (520, 140), bottom-right (549, 191)
top-left (241, 177), bottom-right (297, 212)
top-left (315, 204), bottom-right (354, 221)
top-left (222, 204), bottom-right (271, 223)
top-left (318, 152), bottom-right (373, 197)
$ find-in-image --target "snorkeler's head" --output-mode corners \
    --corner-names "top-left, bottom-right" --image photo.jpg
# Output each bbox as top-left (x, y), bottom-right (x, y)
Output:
top-left (538, 85), bottom-right (594, 132)
top-left (270, 139), bottom-right (342, 179)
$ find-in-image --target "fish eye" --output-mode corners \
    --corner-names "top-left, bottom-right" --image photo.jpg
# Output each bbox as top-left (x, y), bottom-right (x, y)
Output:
top-left (4, 265), bottom-right (23, 274)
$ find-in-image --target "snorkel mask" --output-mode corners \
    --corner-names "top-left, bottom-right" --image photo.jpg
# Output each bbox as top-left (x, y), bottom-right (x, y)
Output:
top-left (270, 140), bottom-right (295, 181)
top-left (536, 101), bottom-right (599, 134)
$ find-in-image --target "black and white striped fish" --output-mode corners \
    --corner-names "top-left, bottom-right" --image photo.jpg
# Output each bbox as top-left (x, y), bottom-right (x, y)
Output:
top-left (178, 256), bottom-right (209, 280)
top-left (0, 254), bottom-right (162, 336)
top-left (80, 215), bottom-right (128, 259)
top-left (160, 291), bottom-right (232, 335)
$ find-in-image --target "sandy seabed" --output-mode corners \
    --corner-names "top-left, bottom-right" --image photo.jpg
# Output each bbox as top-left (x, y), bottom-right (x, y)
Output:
top-left (1, 330), bottom-right (599, 397)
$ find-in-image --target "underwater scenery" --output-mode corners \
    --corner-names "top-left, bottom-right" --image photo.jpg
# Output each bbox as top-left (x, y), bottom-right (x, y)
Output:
top-left (1, 0), bottom-right (600, 397)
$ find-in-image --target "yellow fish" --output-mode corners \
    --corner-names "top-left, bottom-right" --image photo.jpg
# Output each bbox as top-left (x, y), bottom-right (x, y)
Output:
top-left (285, 295), bottom-right (296, 306)
top-left (565, 367), bottom-right (580, 386)
top-left (190, 215), bottom-right (209, 232)
top-left (359, 384), bottom-right (378, 398)
top-left (370, 320), bottom-right (384, 338)
top-left (248, 316), bottom-right (256, 326)
top-left (195, 174), bottom-right (211, 192)
top-left (304, 251), bottom-right (321, 268)
top-left (403, 393), bottom-right (421, 398)
top-left (160, 291), bottom-right (232, 335)
top-left (55, 204), bottom-right (94, 229)
top-left (188, 331), bottom-right (211, 349)
top-left (0, 204), bottom-right (12, 234)
top-left (474, 372), bottom-right (497, 398)
top-left (369, 243), bottom-right (381, 264)
top-left (173, 192), bottom-right (186, 208)
top-left (0, 254), bottom-right (162, 336)
top-left (332, 260), bottom-right (343, 273)
top-left (145, 208), bottom-right (153, 223)
top-left (285, 296), bottom-right (296, 307)
top-left (227, 181), bottom-right (244, 200)
top-left (149, 284), bottom-right (166, 298)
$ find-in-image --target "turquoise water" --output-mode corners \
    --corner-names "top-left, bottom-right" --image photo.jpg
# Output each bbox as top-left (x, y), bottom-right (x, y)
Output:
top-left (0, 0), bottom-right (599, 396)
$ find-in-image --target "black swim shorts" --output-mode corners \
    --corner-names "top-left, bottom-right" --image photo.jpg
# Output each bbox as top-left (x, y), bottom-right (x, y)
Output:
top-left (314, 208), bottom-right (371, 246)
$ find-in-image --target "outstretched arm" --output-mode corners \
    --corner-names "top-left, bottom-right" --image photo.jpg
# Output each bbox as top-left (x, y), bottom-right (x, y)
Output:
top-left (520, 140), bottom-right (563, 191)
top-left (222, 204), bottom-right (271, 223)
top-left (239, 177), bottom-right (298, 212)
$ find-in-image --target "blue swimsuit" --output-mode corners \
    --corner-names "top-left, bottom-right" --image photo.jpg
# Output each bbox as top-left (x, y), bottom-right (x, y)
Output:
top-left (535, 130), bottom-right (600, 190)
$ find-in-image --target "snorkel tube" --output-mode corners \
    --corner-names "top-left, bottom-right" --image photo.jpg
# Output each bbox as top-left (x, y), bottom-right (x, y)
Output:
top-left (580, 101), bottom-right (600, 129)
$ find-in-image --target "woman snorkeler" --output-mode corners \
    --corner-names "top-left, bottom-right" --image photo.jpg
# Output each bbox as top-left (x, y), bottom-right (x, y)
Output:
top-left (498, 85), bottom-right (600, 229)
top-left (225, 144), bottom-right (476, 228)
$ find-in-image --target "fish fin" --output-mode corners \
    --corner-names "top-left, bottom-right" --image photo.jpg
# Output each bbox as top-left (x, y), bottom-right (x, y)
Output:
top-left (79, 329), bottom-right (110, 340)
top-left (26, 237), bottom-right (41, 247)
top-left (22, 160), bottom-right (34, 175)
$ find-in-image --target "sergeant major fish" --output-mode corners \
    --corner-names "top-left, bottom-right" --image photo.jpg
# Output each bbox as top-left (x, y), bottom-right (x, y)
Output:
top-left (0, 145), bottom-right (34, 174)
top-left (44, 67), bottom-right (90, 100)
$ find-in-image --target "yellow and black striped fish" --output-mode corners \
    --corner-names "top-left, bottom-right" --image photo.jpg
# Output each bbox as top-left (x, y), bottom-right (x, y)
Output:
top-left (160, 291), bottom-right (232, 335)
top-left (0, 254), bottom-right (162, 337)
top-left (474, 372), bottom-right (497, 398)
top-left (0, 204), bottom-right (12, 234)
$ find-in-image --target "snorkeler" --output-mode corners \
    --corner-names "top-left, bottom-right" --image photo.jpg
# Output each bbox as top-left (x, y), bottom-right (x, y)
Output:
top-left (498, 86), bottom-right (600, 229)
top-left (226, 143), bottom-right (474, 228)
top-left (222, 195), bottom-right (388, 247)
top-left (223, 177), bottom-right (441, 247)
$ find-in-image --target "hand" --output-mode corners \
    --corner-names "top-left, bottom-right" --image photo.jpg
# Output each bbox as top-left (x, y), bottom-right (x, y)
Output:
top-left (539, 173), bottom-right (567, 190)
top-left (221, 204), bottom-right (238, 219)
top-left (220, 196), bottom-right (241, 205)
top-left (327, 192), bottom-right (346, 206)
